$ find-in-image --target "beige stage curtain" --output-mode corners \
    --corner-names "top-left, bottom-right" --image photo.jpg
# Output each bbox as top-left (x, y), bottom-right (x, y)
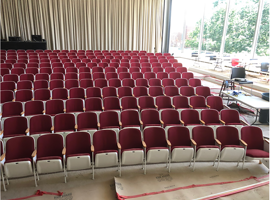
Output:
top-left (0, 0), bottom-right (165, 52)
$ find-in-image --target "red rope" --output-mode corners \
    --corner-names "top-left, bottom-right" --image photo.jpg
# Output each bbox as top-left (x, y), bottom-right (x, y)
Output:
top-left (9, 190), bottom-right (63, 200)
top-left (116, 175), bottom-right (269, 200)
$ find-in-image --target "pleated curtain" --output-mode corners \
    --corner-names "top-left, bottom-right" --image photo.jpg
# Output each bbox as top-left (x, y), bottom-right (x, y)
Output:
top-left (1, 0), bottom-right (165, 52)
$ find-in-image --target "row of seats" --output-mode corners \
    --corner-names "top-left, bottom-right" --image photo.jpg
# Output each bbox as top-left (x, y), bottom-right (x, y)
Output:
top-left (1, 86), bottom-right (212, 104)
top-left (1, 126), bottom-right (268, 191)
top-left (2, 70), bottom-right (191, 81)
top-left (1, 108), bottom-right (248, 140)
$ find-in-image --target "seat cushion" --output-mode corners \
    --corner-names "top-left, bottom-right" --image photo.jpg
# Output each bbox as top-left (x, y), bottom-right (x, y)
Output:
top-left (30, 131), bottom-right (51, 135)
top-left (147, 146), bottom-right (168, 153)
top-left (77, 128), bottom-right (97, 131)
top-left (221, 145), bottom-right (244, 150)
top-left (66, 153), bottom-right (91, 159)
top-left (144, 124), bottom-right (161, 128)
top-left (3, 133), bottom-right (25, 138)
top-left (172, 146), bottom-right (192, 152)
top-left (196, 145), bottom-right (219, 151)
top-left (246, 149), bottom-right (269, 158)
top-left (5, 158), bottom-right (32, 164)
top-left (165, 124), bottom-right (181, 127)
top-left (122, 148), bottom-right (143, 154)
top-left (185, 123), bottom-right (201, 126)
top-left (122, 125), bottom-right (140, 128)
top-left (101, 126), bottom-right (119, 129)
top-left (37, 156), bottom-right (62, 161)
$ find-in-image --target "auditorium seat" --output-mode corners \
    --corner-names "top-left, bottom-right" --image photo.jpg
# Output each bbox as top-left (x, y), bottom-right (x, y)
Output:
top-left (69, 87), bottom-right (85, 99)
top-left (191, 126), bottom-right (220, 171)
top-left (118, 128), bottom-right (144, 176)
top-left (195, 86), bottom-right (212, 98)
top-left (65, 132), bottom-right (92, 182)
top-left (25, 100), bottom-right (44, 117)
top-left (52, 88), bottom-right (68, 100)
top-left (45, 99), bottom-right (65, 116)
top-left (52, 113), bottom-right (76, 137)
top-left (118, 86), bottom-right (133, 98)
top-left (120, 96), bottom-right (139, 111)
top-left (141, 109), bottom-right (162, 129)
top-left (216, 126), bottom-right (245, 170)
top-left (34, 88), bottom-right (51, 101)
top-left (1, 101), bottom-right (23, 118)
top-left (160, 109), bottom-right (181, 131)
top-left (143, 127), bottom-right (170, 174)
top-left (120, 110), bottom-right (141, 130)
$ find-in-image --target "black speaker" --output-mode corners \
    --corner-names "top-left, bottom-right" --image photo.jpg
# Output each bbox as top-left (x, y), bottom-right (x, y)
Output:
top-left (259, 109), bottom-right (269, 123)
top-left (9, 36), bottom-right (21, 41)
top-left (31, 35), bottom-right (42, 42)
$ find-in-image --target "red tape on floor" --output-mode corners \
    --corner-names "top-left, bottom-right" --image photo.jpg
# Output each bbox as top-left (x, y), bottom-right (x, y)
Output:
top-left (116, 175), bottom-right (269, 200)
top-left (9, 190), bottom-right (63, 200)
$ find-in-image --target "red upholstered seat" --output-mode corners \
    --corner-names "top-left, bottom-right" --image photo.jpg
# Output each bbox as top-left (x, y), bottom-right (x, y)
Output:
top-left (161, 109), bottom-right (181, 128)
top-left (77, 112), bottom-right (99, 131)
top-left (181, 109), bottom-right (201, 126)
top-left (246, 149), bottom-right (269, 158)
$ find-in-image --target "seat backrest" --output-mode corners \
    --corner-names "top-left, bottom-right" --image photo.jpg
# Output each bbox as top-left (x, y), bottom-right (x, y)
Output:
top-left (164, 86), bottom-right (179, 97)
top-left (119, 128), bottom-right (142, 151)
top-left (102, 86), bottom-right (117, 98)
top-left (77, 112), bottom-right (98, 130)
top-left (54, 113), bottom-right (75, 132)
top-left (241, 126), bottom-right (264, 150)
top-left (195, 86), bottom-right (211, 98)
top-left (103, 97), bottom-right (120, 110)
top-left (220, 109), bottom-right (241, 124)
top-left (66, 132), bottom-right (91, 157)
top-left (6, 136), bottom-right (34, 162)
top-left (121, 96), bottom-right (138, 110)
top-left (133, 86), bottom-right (148, 97)
top-left (138, 96), bottom-right (155, 109)
top-left (173, 96), bottom-right (189, 109)
top-left (190, 96), bottom-right (206, 107)
top-left (52, 88), bottom-right (68, 100)
top-left (216, 126), bottom-right (240, 146)
top-left (180, 86), bottom-right (194, 96)
top-left (156, 96), bottom-right (172, 110)
top-left (141, 109), bottom-right (160, 126)
top-left (86, 87), bottom-right (102, 98)
top-left (206, 96), bottom-right (224, 112)
top-left (66, 98), bottom-right (84, 112)
top-left (118, 86), bottom-right (133, 98)
top-left (149, 86), bottom-right (164, 97)
top-left (30, 114), bottom-right (52, 135)
top-left (121, 110), bottom-right (140, 126)
top-left (37, 134), bottom-right (63, 158)
top-left (93, 130), bottom-right (118, 154)
top-left (25, 100), bottom-right (44, 116)
top-left (45, 99), bottom-right (64, 116)
top-left (192, 126), bottom-right (215, 146)
top-left (85, 97), bottom-right (102, 111)
top-left (2, 101), bottom-right (23, 118)
top-left (143, 127), bottom-right (167, 151)
top-left (161, 109), bottom-right (180, 125)
top-left (181, 109), bottom-right (200, 124)
top-left (201, 109), bottom-right (220, 124)
top-left (99, 111), bottom-right (119, 128)
top-left (168, 126), bottom-right (191, 147)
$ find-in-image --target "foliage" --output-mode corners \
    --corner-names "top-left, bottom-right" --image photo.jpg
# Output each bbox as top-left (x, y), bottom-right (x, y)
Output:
top-left (185, 0), bottom-right (269, 56)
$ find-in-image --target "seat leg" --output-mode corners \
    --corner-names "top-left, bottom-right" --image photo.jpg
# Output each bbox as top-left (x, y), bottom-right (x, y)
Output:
top-left (192, 158), bottom-right (196, 171)
top-left (6, 177), bottom-right (9, 185)
top-left (237, 160), bottom-right (240, 167)
top-left (242, 156), bottom-right (246, 169)
top-left (92, 163), bottom-right (95, 180)
top-left (32, 162), bottom-right (38, 187)
top-left (119, 161), bottom-right (121, 177)
top-left (1, 170), bottom-right (6, 191)
top-left (216, 156), bottom-right (221, 171)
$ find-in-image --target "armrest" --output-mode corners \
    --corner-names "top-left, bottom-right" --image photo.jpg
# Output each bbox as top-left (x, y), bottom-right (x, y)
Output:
top-left (21, 111), bottom-right (24, 115)
top-left (215, 139), bottom-right (221, 146)
top-left (155, 105), bottom-right (158, 109)
top-left (25, 128), bottom-right (29, 134)
top-left (142, 141), bottom-right (146, 148)
top-left (264, 138), bottom-right (269, 144)
top-left (63, 109), bottom-right (66, 112)
top-left (102, 107), bottom-right (104, 110)
top-left (83, 108), bottom-right (85, 111)
top-left (51, 126), bottom-right (54, 131)
top-left (117, 142), bottom-right (121, 149)
top-left (195, 94), bottom-right (198, 96)
top-left (206, 105), bottom-right (210, 108)
top-left (160, 120), bottom-right (164, 125)
top-left (167, 140), bottom-right (171, 146)
top-left (180, 120), bottom-right (184, 125)
top-left (138, 105), bottom-right (141, 109)
top-left (189, 105), bottom-right (193, 108)
top-left (97, 123), bottom-right (100, 127)
top-left (148, 94), bottom-right (150, 96)
top-left (191, 139), bottom-right (197, 146)
top-left (164, 94), bottom-right (167, 96)
top-left (240, 119), bottom-right (249, 126)
top-left (200, 120), bottom-right (205, 125)
top-left (75, 124), bottom-right (78, 129)
top-left (0, 130), bottom-right (3, 135)
top-left (172, 105), bottom-right (175, 108)
top-left (120, 106), bottom-right (123, 109)
top-left (119, 122), bottom-right (122, 126)
top-left (43, 110), bottom-right (45, 114)
top-left (132, 94), bottom-right (135, 97)
top-left (220, 120), bottom-right (225, 125)
top-left (140, 120), bottom-right (143, 125)
top-left (1, 153), bottom-right (6, 161)
top-left (31, 150), bottom-right (37, 157)
top-left (62, 147), bottom-right (66, 155)
top-left (91, 145), bottom-right (94, 152)
top-left (12, 99), bottom-right (15, 102)
top-left (240, 139), bottom-right (247, 146)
